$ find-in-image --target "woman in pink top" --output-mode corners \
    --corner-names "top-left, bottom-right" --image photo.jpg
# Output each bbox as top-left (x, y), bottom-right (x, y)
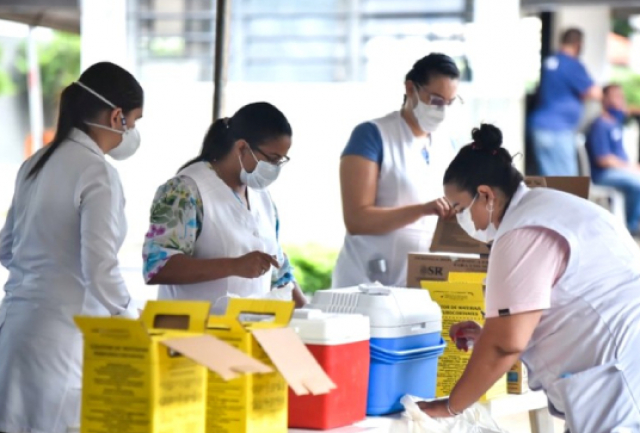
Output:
top-left (420, 124), bottom-right (640, 432)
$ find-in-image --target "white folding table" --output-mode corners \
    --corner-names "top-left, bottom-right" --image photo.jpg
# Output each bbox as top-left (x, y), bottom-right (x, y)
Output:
top-left (289, 391), bottom-right (555, 433)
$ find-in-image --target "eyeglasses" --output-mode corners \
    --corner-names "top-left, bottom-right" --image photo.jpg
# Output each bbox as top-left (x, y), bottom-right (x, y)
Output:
top-left (254, 147), bottom-right (290, 167)
top-left (415, 84), bottom-right (464, 107)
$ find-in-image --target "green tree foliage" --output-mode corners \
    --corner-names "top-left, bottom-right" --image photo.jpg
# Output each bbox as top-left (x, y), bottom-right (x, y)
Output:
top-left (611, 66), bottom-right (640, 108)
top-left (612, 17), bottom-right (633, 38)
top-left (16, 31), bottom-right (80, 124)
top-left (284, 244), bottom-right (338, 294)
top-left (0, 45), bottom-right (16, 96)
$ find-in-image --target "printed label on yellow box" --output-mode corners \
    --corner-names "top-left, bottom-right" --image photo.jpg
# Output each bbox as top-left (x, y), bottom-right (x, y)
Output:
top-left (421, 276), bottom-right (507, 401)
top-left (206, 326), bottom-right (287, 433)
top-left (206, 300), bottom-right (294, 433)
top-left (75, 301), bottom-right (271, 433)
top-left (205, 299), bottom-right (335, 433)
top-left (75, 317), bottom-right (207, 433)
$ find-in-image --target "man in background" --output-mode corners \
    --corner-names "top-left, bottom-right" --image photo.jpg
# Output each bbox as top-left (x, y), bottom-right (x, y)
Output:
top-left (529, 28), bottom-right (602, 176)
top-left (586, 84), bottom-right (640, 236)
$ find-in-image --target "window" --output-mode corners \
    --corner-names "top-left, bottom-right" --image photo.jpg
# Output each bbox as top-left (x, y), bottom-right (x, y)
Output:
top-left (132, 0), bottom-right (473, 82)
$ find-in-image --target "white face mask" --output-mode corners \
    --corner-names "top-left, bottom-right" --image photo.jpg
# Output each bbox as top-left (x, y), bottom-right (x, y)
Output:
top-left (74, 81), bottom-right (141, 161)
top-left (456, 194), bottom-right (498, 243)
top-left (413, 90), bottom-right (446, 133)
top-left (85, 122), bottom-right (141, 161)
top-left (239, 148), bottom-right (282, 190)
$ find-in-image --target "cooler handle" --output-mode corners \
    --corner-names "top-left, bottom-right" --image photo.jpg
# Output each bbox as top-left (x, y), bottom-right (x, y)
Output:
top-left (369, 339), bottom-right (447, 357)
top-left (358, 283), bottom-right (391, 295)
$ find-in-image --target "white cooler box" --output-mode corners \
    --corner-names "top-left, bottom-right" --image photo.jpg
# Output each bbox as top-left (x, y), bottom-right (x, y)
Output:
top-left (308, 284), bottom-right (446, 415)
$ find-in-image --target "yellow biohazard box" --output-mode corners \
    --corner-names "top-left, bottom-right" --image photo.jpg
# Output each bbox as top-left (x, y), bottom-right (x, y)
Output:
top-left (421, 273), bottom-right (507, 401)
top-left (74, 301), bottom-right (272, 433)
top-left (205, 298), bottom-right (336, 433)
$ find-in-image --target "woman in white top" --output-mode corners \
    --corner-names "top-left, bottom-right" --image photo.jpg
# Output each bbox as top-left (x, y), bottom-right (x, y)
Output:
top-left (420, 124), bottom-right (640, 431)
top-left (333, 53), bottom-right (461, 288)
top-left (143, 102), bottom-right (306, 312)
top-left (0, 62), bottom-right (143, 433)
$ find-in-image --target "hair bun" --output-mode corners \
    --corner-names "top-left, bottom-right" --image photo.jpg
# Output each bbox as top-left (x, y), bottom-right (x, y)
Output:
top-left (471, 123), bottom-right (503, 151)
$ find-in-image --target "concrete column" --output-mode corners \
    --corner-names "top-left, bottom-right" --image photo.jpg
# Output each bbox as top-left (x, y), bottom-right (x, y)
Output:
top-left (80, 0), bottom-right (130, 71)
top-left (553, 5), bottom-right (611, 84)
top-left (470, 0), bottom-right (522, 94)
top-left (465, 0), bottom-right (525, 165)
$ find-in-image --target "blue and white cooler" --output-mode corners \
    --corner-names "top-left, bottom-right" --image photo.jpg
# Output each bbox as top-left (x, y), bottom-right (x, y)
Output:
top-left (308, 284), bottom-right (446, 415)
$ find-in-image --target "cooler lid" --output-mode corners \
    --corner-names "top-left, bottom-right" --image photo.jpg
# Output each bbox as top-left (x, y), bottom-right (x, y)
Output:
top-left (289, 309), bottom-right (370, 345)
top-left (308, 284), bottom-right (442, 330)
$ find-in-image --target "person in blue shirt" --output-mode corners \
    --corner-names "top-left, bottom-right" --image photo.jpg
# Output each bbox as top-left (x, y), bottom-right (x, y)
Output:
top-left (529, 28), bottom-right (601, 176)
top-left (586, 84), bottom-right (640, 235)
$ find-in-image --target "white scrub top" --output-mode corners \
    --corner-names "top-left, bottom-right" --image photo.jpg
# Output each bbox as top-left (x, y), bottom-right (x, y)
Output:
top-left (493, 185), bottom-right (640, 432)
top-left (158, 161), bottom-right (279, 314)
top-left (0, 129), bottom-right (136, 433)
top-left (332, 111), bottom-right (456, 288)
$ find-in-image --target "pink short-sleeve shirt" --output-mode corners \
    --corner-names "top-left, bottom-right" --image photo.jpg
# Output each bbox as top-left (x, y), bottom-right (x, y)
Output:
top-left (485, 227), bottom-right (570, 318)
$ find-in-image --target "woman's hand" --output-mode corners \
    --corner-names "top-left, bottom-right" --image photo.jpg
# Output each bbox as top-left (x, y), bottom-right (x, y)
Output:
top-left (424, 198), bottom-right (454, 218)
top-left (233, 251), bottom-right (280, 278)
top-left (450, 321), bottom-right (483, 352)
top-left (416, 399), bottom-right (454, 418)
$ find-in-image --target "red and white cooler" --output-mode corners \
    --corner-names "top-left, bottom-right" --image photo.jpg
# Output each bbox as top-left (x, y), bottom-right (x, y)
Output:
top-left (288, 309), bottom-right (370, 430)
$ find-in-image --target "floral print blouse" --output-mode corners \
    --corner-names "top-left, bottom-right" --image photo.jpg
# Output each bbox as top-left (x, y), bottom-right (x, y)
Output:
top-left (142, 164), bottom-right (295, 286)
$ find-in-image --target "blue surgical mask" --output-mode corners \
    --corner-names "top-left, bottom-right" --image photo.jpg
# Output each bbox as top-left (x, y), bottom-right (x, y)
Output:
top-left (607, 108), bottom-right (626, 125)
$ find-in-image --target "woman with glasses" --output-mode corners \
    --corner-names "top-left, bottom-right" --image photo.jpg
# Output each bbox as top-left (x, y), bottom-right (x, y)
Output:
top-left (333, 53), bottom-right (462, 288)
top-left (143, 102), bottom-right (306, 311)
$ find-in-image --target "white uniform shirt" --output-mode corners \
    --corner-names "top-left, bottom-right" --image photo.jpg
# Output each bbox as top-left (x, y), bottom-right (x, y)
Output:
top-left (0, 128), bottom-right (135, 433)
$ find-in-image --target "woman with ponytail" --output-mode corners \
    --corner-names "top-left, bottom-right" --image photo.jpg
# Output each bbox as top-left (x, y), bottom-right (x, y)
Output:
top-left (143, 102), bottom-right (307, 311)
top-left (0, 62), bottom-right (143, 433)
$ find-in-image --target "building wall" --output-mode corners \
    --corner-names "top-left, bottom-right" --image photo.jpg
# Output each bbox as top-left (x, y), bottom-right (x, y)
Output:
top-left (132, 0), bottom-right (473, 83)
top-left (553, 5), bottom-right (611, 85)
top-left (0, 36), bottom-right (29, 166)
top-left (553, 5), bottom-right (612, 129)
top-left (0, 0), bottom-right (526, 303)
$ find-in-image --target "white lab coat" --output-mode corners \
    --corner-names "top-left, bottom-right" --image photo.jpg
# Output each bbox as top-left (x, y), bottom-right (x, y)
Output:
top-left (158, 161), bottom-right (279, 314)
top-left (492, 184), bottom-right (640, 432)
top-left (0, 129), bottom-right (136, 433)
top-left (332, 111), bottom-right (456, 287)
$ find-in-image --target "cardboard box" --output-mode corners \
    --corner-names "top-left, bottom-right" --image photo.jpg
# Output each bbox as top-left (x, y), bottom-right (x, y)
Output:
top-left (524, 176), bottom-right (590, 198)
top-left (508, 360), bottom-right (529, 394)
top-left (407, 254), bottom-right (488, 288)
top-left (74, 301), bottom-right (272, 433)
top-left (428, 176), bottom-right (591, 255)
top-left (206, 299), bottom-right (336, 433)
top-left (421, 274), bottom-right (507, 401)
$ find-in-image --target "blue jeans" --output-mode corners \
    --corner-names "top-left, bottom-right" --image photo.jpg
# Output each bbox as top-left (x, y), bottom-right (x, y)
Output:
top-left (595, 168), bottom-right (640, 233)
top-left (531, 128), bottom-right (578, 176)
